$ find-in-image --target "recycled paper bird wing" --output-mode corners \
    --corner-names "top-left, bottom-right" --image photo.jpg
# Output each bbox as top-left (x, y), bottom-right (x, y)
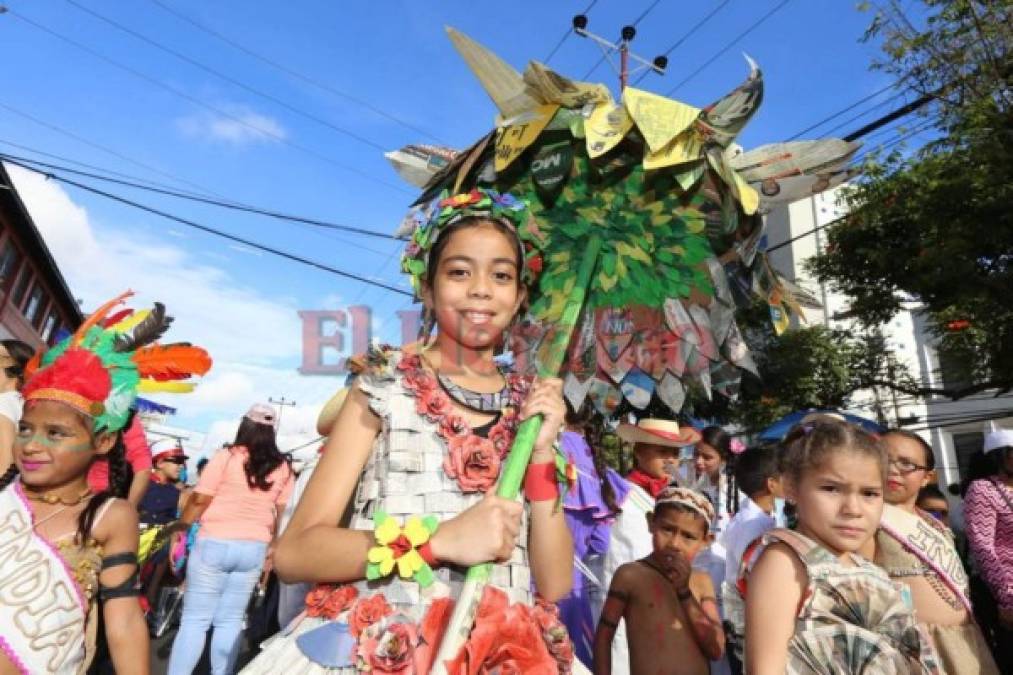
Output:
top-left (388, 29), bottom-right (859, 419)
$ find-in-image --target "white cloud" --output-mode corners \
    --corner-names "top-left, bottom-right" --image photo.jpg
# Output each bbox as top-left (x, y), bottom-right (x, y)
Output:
top-left (6, 162), bottom-right (350, 442)
top-left (176, 105), bottom-right (288, 146)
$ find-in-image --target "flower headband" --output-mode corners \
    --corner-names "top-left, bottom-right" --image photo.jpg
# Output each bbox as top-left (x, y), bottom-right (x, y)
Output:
top-left (399, 188), bottom-right (545, 298)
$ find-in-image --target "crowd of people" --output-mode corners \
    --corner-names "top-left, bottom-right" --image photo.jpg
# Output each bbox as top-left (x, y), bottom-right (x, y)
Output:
top-left (1, 191), bottom-right (1012, 675)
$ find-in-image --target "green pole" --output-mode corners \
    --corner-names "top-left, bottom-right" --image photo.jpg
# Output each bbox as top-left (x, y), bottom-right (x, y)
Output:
top-left (433, 233), bottom-right (603, 671)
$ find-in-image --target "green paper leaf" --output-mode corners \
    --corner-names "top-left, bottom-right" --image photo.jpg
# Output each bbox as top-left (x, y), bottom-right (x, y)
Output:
top-left (415, 564), bottom-right (435, 588)
top-left (365, 562), bottom-right (383, 581)
top-left (422, 515), bottom-right (439, 534)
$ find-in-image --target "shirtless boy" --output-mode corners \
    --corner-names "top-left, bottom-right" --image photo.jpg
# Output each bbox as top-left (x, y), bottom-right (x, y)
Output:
top-left (593, 486), bottom-right (725, 675)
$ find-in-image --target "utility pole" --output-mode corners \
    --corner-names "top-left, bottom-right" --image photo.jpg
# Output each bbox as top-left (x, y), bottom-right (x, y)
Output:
top-left (268, 396), bottom-right (297, 429)
top-left (571, 14), bottom-right (667, 90)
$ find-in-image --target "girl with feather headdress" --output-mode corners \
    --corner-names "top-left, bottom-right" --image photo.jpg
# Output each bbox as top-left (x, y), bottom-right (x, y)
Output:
top-left (0, 291), bottom-right (211, 675)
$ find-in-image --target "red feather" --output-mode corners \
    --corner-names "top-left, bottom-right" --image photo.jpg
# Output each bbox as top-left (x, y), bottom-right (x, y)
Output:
top-left (132, 343), bottom-right (212, 381)
top-left (73, 290), bottom-right (134, 344)
top-left (23, 348), bottom-right (111, 403)
top-left (101, 308), bottom-right (134, 328)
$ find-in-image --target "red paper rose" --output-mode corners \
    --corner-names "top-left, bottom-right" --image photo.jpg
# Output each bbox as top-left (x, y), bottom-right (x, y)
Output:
top-left (488, 423), bottom-right (513, 458)
top-left (447, 587), bottom-right (559, 675)
top-left (349, 594), bottom-right (394, 638)
top-left (439, 413), bottom-right (469, 438)
top-left (416, 387), bottom-right (453, 420)
top-left (356, 617), bottom-right (418, 674)
top-left (533, 598), bottom-right (574, 673)
top-left (304, 584), bottom-right (359, 619)
top-left (443, 434), bottom-right (501, 493)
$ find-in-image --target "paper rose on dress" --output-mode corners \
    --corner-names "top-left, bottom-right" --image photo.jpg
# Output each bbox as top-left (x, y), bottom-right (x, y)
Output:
top-left (446, 586), bottom-right (570, 675)
top-left (304, 584), bottom-right (359, 620)
top-left (443, 435), bottom-right (502, 493)
top-left (349, 595), bottom-right (394, 638)
top-left (355, 615), bottom-right (418, 675)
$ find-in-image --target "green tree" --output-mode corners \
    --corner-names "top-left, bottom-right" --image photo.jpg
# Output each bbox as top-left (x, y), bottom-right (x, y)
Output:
top-left (809, 0), bottom-right (1013, 397)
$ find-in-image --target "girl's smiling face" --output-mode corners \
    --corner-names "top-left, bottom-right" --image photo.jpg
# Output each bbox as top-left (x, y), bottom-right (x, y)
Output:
top-left (423, 221), bottom-right (525, 352)
top-left (15, 400), bottom-right (113, 492)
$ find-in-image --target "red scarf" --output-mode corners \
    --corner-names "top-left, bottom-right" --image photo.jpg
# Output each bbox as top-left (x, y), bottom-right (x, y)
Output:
top-left (627, 468), bottom-right (669, 498)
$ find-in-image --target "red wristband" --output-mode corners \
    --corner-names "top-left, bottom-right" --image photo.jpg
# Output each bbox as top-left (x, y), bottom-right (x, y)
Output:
top-left (524, 461), bottom-right (559, 502)
top-left (417, 541), bottom-right (439, 567)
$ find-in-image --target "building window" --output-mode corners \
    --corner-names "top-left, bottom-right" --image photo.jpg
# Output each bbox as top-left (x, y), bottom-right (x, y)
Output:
top-left (937, 348), bottom-right (974, 393)
top-left (952, 431), bottom-right (984, 484)
top-left (23, 284), bottom-right (45, 326)
top-left (40, 310), bottom-right (58, 344)
top-left (10, 267), bottom-right (32, 309)
top-left (0, 238), bottom-right (22, 287)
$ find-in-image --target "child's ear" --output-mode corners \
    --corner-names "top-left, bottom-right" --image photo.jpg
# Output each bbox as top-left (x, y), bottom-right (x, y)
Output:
top-left (93, 431), bottom-right (117, 456)
top-left (923, 469), bottom-right (936, 489)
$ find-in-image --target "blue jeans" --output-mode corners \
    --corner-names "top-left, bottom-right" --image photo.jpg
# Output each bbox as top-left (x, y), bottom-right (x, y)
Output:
top-left (167, 537), bottom-right (267, 675)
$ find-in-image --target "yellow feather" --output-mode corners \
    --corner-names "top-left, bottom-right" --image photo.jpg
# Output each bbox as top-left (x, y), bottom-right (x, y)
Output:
top-left (109, 309), bottom-right (151, 333)
top-left (137, 379), bottom-right (195, 393)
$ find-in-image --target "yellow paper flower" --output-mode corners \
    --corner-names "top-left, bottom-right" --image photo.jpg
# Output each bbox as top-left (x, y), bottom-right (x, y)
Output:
top-left (367, 515), bottom-right (433, 579)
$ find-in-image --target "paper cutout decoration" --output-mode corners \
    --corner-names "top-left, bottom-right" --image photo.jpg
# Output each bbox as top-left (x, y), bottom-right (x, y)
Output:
top-left (385, 30), bottom-right (858, 415)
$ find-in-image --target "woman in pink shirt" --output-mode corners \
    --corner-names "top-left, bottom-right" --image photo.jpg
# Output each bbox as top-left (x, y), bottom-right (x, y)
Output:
top-left (167, 403), bottom-right (294, 675)
top-left (965, 427), bottom-right (1013, 672)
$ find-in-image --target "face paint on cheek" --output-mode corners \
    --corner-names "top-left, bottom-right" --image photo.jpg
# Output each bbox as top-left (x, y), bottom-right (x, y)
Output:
top-left (15, 433), bottom-right (92, 453)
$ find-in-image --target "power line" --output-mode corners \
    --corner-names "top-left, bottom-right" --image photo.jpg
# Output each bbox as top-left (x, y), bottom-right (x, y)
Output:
top-left (666, 0), bottom-right (792, 96)
top-left (63, 0), bottom-right (391, 153)
top-left (632, 0), bottom-right (733, 86)
top-left (582, 0), bottom-right (663, 80)
top-left (3, 158), bottom-right (412, 296)
top-left (147, 0), bottom-right (446, 145)
top-left (0, 101), bottom-right (224, 199)
top-left (545, 0), bottom-right (600, 64)
top-left (820, 89), bottom-right (909, 138)
top-left (0, 149), bottom-right (398, 241)
top-left (786, 81), bottom-right (899, 141)
top-left (5, 8), bottom-right (410, 194)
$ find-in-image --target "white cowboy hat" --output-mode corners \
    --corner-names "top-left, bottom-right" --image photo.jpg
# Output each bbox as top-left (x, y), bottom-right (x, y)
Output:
top-left (616, 418), bottom-right (701, 448)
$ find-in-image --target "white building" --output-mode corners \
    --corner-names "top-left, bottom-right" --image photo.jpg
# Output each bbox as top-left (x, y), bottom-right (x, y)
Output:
top-left (764, 186), bottom-right (1013, 489)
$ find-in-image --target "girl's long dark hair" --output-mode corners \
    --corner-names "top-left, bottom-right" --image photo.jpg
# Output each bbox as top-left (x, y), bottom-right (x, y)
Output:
top-left (77, 410), bottom-right (135, 543)
top-left (0, 339), bottom-right (33, 388)
top-left (701, 425), bottom-right (739, 515)
top-left (233, 417), bottom-right (289, 491)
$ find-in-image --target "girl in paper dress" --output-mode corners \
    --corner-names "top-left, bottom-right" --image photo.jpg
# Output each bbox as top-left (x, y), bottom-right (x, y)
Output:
top-left (242, 189), bottom-right (576, 674)
top-left (0, 293), bottom-right (210, 675)
top-left (728, 415), bottom-right (939, 674)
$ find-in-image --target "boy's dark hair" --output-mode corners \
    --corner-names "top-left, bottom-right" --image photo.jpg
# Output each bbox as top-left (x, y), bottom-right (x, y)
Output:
top-left (916, 483), bottom-right (947, 504)
top-left (883, 429), bottom-right (935, 470)
top-left (653, 495), bottom-right (714, 536)
top-left (733, 445), bottom-right (780, 497)
top-left (780, 414), bottom-right (888, 484)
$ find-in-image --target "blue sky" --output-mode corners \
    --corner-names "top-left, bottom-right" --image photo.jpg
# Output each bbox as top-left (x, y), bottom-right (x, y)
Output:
top-left (0, 0), bottom-right (909, 457)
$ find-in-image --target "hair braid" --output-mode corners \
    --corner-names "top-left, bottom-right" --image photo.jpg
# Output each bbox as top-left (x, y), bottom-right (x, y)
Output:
top-left (77, 417), bottom-right (133, 543)
top-left (0, 464), bottom-right (18, 491)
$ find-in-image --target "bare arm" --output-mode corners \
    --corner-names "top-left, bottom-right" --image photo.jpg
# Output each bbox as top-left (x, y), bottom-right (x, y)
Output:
top-left (593, 568), bottom-right (632, 675)
top-left (125, 470), bottom-right (150, 508)
top-left (97, 501), bottom-right (150, 675)
top-left (521, 377), bottom-right (573, 602)
top-left (683, 571), bottom-right (725, 661)
top-left (744, 543), bottom-right (805, 675)
top-left (273, 386), bottom-right (382, 583)
top-left (179, 491), bottom-right (212, 526)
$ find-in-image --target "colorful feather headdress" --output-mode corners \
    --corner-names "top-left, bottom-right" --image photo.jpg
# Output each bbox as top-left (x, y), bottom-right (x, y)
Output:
top-left (22, 291), bottom-right (212, 432)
